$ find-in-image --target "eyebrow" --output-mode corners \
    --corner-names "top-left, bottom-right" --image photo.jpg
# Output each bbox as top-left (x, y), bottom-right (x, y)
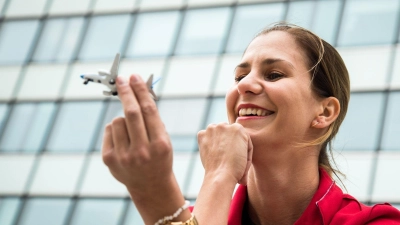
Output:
top-left (235, 58), bottom-right (295, 70)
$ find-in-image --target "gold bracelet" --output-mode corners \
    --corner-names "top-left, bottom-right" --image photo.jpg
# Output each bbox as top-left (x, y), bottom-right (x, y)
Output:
top-left (169, 214), bottom-right (198, 225)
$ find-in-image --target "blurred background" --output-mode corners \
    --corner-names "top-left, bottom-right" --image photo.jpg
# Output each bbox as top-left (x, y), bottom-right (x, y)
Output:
top-left (0, 0), bottom-right (399, 224)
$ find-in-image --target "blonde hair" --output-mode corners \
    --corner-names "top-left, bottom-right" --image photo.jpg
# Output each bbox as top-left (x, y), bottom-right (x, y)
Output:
top-left (255, 22), bottom-right (350, 179)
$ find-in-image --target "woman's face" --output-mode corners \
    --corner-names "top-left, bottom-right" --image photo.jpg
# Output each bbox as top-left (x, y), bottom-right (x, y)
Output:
top-left (226, 31), bottom-right (323, 148)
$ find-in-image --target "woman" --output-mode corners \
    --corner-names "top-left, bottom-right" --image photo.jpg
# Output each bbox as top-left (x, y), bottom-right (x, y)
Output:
top-left (102, 23), bottom-right (400, 224)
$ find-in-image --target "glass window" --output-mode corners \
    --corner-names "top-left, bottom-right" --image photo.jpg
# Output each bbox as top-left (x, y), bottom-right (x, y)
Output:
top-left (170, 135), bottom-right (197, 152)
top-left (0, 103), bottom-right (9, 132)
top-left (0, 155), bottom-right (35, 194)
top-left (187, 0), bottom-right (233, 7)
top-left (333, 151), bottom-right (373, 202)
top-left (5, 0), bottom-right (47, 17)
top-left (18, 198), bottom-right (71, 225)
top-left (338, 0), bottom-right (400, 46)
top-left (162, 56), bottom-right (217, 96)
top-left (173, 152), bottom-right (191, 188)
top-left (175, 7), bottom-right (231, 55)
top-left (0, 66), bottom-right (21, 100)
top-left (0, 102), bottom-right (55, 152)
top-left (158, 98), bottom-right (208, 135)
top-left (79, 154), bottom-right (127, 196)
top-left (338, 46), bottom-right (391, 90)
top-left (334, 93), bottom-right (385, 150)
top-left (17, 64), bottom-right (68, 100)
top-left (286, 0), bottom-right (341, 44)
top-left (93, 0), bottom-right (137, 13)
top-left (46, 101), bottom-right (104, 152)
top-left (371, 152), bottom-right (400, 202)
top-left (119, 58), bottom-right (166, 94)
top-left (126, 11), bottom-right (180, 58)
top-left (33, 17), bottom-right (84, 62)
top-left (29, 154), bottom-right (85, 195)
top-left (123, 202), bottom-right (144, 225)
top-left (0, 20), bottom-right (40, 65)
top-left (205, 97), bottom-right (228, 126)
top-left (214, 54), bottom-right (241, 95)
top-left (382, 92), bottom-right (400, 150)
top-left (139, 0), bottom-right (184, 10)
top-left (186, 152), bottom-right (203, 198)
top-left (49, 0), bottom-right (92, 15)
top-left (0, 0), bottom-right (6, 15)
top-left (390, 46), bottom-right (400, 88)
top-left (226, 3), bottom-right (284, 53)
top-left (70, 199), bottom-right (125, 225)
top-left (0, 197), bottom-right (21, 225)
top-left (94, 101), bottom-right (123, 151)
top-left (78, 15), bottom-right (131, 61)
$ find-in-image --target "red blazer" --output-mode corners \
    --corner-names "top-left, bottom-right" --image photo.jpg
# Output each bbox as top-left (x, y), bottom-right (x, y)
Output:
top-left (190, 168), bottom-right (400, 224)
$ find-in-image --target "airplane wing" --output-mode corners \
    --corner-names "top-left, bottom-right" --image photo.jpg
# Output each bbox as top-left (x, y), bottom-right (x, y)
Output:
top-left (109, 53), bottom-right (120, 79)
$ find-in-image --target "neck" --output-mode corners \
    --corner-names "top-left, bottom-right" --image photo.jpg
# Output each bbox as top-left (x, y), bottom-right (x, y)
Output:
top-left (246, 146), bottom-right (320, 225)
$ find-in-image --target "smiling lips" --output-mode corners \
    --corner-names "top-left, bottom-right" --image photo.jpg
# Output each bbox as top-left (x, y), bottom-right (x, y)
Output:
top-left (238, 107), bottom-right (274, 117)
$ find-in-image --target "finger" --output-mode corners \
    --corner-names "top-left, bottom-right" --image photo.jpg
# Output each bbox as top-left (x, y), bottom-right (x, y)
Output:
top-left (129, 75), bottom-right (165, 141)
top-left (102, 124), bottom-right (115, 166)
top-left (116, 76), bottom-right (148, 144)
top-left (111, 117), bottom-right (130, 151)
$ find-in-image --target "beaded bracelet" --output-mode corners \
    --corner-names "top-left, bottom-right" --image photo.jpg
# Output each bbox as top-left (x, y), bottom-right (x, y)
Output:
top-left (154, 200), bottom-right (191, 225)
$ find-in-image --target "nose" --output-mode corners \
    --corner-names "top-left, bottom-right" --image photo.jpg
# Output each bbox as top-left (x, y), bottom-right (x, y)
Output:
top-left (236, 73), bottom-right (263, 95)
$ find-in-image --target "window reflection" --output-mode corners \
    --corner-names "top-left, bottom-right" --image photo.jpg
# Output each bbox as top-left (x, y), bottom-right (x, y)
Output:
top-left (0, 20), bottom-right (40, 65)
top-left (126, 11), bottom-right (181, 57)
top-left (338, 0), bottom-right (399, 46)
top-left (158, 98), bottom-right (208, 135)
top-left (123, 201), bottom-right (144, 225)
top-left (286, 0), bottom-right (341, 44)
top-left (94, 100), bottom-right (123, 151)
top-left (70, 199), bottom-right (125, 225)
top-left (46, 101), bottom-right (104, 152)
top-left (18, 198), bottom-right (71, 225)
top-left (170, 135), bottom-right (197, 152)
top-left (0, 103), bottom-right (55, 152)
top-left (0, 197), bottom-right (21, 225)
top-left (334, 93), bottom-right (385, 150)
top-left (33, 17), bottom-right (84, 62)
top-left (175, 7), bottom-right (231, 55)
top-left (78, 14), bottom-right (131, 61)
top-left (226, 3), bottom-right (284, 53)
top-left (382, 92), bottom-right (400, 150)
top-left (0, 103), bottom-right (9, 133)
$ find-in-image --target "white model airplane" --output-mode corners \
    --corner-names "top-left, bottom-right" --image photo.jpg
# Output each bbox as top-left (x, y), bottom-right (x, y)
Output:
top-left (80, 53), bottom-right (159, 100)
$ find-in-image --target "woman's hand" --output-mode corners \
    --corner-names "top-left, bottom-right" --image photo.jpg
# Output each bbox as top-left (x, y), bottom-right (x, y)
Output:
top-left (197, 122), bottom-right (253, 185)
top-left (102, 75), bottom-right (190, 224)
top-left (102, 75), bottom-right (172, 193)
top-left (193, 123), bottom-right (253, 225)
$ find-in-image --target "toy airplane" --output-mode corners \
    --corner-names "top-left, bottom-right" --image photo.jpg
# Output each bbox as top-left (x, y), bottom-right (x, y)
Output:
top-left (80, 53), bottom-right (159, 100)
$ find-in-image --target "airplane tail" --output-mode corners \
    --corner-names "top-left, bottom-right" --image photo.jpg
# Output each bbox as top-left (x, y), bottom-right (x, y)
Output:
top-left (110, 53), bottom-right (120, 77)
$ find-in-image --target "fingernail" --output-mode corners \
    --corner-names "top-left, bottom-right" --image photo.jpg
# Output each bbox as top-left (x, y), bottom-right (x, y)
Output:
top-left (117, 77), bottom-right (126, 85)
top-left (130, 75), bottom-right (138, 83)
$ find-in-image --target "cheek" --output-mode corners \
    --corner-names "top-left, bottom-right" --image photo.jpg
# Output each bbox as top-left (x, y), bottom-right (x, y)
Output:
top-left (225, 86), bottom-right (239, 123)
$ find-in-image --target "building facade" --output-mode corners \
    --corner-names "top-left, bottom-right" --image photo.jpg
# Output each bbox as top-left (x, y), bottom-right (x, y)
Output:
top-left (0, 0), bottom-right (399, 224)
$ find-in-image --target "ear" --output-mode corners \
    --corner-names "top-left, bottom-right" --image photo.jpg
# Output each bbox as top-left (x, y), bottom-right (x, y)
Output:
top-left (311, 97), bottom-right (340, 129)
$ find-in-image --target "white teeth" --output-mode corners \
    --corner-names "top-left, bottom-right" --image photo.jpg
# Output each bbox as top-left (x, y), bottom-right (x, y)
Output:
top-left (238, 108), bottom-right (272, 116)
top-left (246, 108), bottom-right (252, 115)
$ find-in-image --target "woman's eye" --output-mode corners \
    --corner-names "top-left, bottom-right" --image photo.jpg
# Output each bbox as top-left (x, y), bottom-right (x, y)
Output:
top-left (265, 72), bottom-right (283, 81)
top-left (235, 75), bottom-right (246, 82)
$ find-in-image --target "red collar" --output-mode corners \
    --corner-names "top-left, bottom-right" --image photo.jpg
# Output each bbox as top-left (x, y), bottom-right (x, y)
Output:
top-left (228, 168), bottom-right (339, 225)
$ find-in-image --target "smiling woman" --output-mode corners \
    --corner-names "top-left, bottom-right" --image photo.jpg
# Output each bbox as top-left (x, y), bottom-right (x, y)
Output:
top-left (102, 22), bottom-right (400, 225)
